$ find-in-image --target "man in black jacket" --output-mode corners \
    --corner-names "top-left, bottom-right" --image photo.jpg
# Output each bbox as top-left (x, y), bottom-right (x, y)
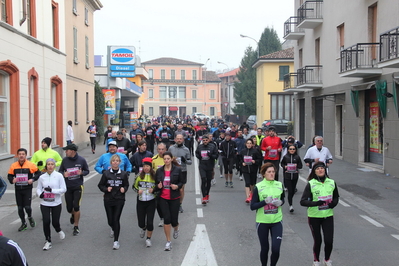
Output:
top-left (115, 131), bottom-right (132, 157)
top-left (220, 133), bottom-right (237, 188)
top-left (59, 144), bottom-right (90, 236)
top-left (130, 140), bottom-right (154, 175)
top-left (0, 233), bottom-right (28, 266)
top-left (195, 135), bottom-right (218, 205)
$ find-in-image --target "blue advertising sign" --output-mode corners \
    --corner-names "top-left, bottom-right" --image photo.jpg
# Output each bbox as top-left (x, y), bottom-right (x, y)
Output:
top-left (110, 71), bottom-right (136, 78)
top-left (110, 46), bottom-right (135, 65)
top-left (110, 65), bottom-right (135, 71)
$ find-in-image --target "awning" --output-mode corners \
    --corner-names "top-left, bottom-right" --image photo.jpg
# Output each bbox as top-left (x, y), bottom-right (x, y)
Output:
top-left (169, 106), bottom-right (178, 111)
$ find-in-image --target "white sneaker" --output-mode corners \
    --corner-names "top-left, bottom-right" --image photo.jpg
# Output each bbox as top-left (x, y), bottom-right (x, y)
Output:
top-left (58, 230), bottom-right (65, 240)
top-left (258, 174), bottom-right (262, 179)
top-left (113, 241), bottom-right (120, 250)
top-left (313, 261), bottom-right (321, 266)
top-left (140, 229), bottom-right (146, 238)
top-left (146, 238), bottom-right (152, 247)
top-left (324, 260), bottom-right (332, 266)
top-left (110, 229), bottom-right (114, 238)
top-left (211, 178), bottom-right (216, 185)
top-left (239, 175), bottom-right (243, 181)
top-left (164, 241), bottom-right (171, 251)
top-left (158, 219), bottom-right (164, 227)
top-left (289, 206), bottom-right (294, 212)
top-left (220, 175), bottom-right (223, 178)
top-left (173, 229), bottom-right (179, 239)
top-left (43, 241), bottom-right (52, 250)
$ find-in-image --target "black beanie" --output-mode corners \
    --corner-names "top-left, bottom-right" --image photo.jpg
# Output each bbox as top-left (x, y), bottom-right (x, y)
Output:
top-left (42, 137), bottom-right (52, 147)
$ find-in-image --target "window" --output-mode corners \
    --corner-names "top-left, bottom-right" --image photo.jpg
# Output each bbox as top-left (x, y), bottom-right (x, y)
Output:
top-left (1, 0), bottom-right (6, 22)
top-left (210, 107), bottom-right (215, 116)
top-left (315, 38), bottom-right (320, 65)
top-left (52, 1), bottom-right (59, 49)
top-left (171, 70), bottom-right (175, 80)
top-left (192, 107), bottom-right (197, 113)
top-left (85, 36), bottom-right (89, 68)
top-left (178, 87), bottom-right (186, 99)
top-left (221, 88), bottom-right (223, 97)
top-left (159, 106), bottom-right (166, 115)
top-left (192, 70), bottom-right (197, 80)
top-left (149, 69), bottom-right (153, 79)
top-left (28, 68), bottom-right (39, 153)
top-left (181, 70), bottom-right (185, 80)
top-left (169, 86), bottom-right (177, 99)
top-left (148, 89), bottom-right (153, 99)
top-left (73, 0), bottom-right (77, 15)
top-left (74, 90), bottom-right (78, 123)
top-left (149, 107), bottom-right (154, 116)
top-left (337, 23), bottom-right (345, 50)
top-left (1, 0), bottom-right (12, 25)
top-left (86, 92), bottom-right (89, 123)
top-left (270, 94), bottom-right (293, 120)
top-left (192, 90), bottom-right (197, 99)
top-left (279, 66), bottom-right (290, 81)
top-left (73, 27), bottom-right (78, 63)
top-left (210, 90), bottom-right (215, 99)
top-left (161, 69), bottom-right (165, 79)
top-left (159, 86), bottom-right (166, 99)
top-left (0, 71), bottom-right (9, 154)
top-left (84, 6), bottom-right (89, 26)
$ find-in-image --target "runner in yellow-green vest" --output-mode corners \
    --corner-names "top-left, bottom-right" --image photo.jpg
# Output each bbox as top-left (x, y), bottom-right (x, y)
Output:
top-left (250, 162), bottom-right (285, 266)
top-left (31, 137), bottom-right (63, 171)
top-left (300, 162), bottom-right (339, 266)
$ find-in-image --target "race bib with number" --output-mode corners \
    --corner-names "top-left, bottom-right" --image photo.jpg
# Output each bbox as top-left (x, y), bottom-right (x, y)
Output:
top-left (269, 149), bottom-right (278, 158)
top-left (16, 174), bottom-right (29, 185)
top-left (117, 147), bottom-right (125, 153)
top-left (317, 195), bottom-right (332, 210)
top-left (147, 130), bottom-right (153, 135)
top-left (161, 132), bottom-right (168, 138)
top-left (67, 167), bottom-right (80, 180)
top-left (43, 192), bottom-right (55, 202)
top-left (201, 150), bottom-right (209, 160)
top-left (244, 156), bottom-right (253, 165)
top-left (286, 163), bottom-right (297, 173)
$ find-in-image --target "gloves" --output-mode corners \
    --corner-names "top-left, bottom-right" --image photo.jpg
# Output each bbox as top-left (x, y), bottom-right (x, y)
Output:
top-left (44, 186), bottom-right (52, 192)
top-left (264, 196), bottom-right (273, 204)
top-left (316, 200), bottom-right (325, 206)
top-left (40, 192), bottom-right (44, 198)
top-left (181, 156), bottom-right (186, 163)
top-left (37, 161), bottom-right (43, 166)
top-left (272, 199), bottom-right (283, 207)
top-left (328, 202), bottom-right (335, 209)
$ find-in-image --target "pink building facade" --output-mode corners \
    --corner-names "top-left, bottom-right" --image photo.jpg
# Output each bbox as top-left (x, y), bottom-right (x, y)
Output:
top-left (142, 58), bottom-right (221, 118)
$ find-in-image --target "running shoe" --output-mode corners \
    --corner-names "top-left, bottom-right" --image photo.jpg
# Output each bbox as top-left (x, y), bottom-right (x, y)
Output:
top-left (211, 178), bottom-right (216, 186)
top-left (164, 241), bottom-right (172, 251)
top-left (225, 181), bottom-right (228, 187)
top-left (140, 229), bottom-right (146, 238)
top-left (284, 187), bottom-right (288, 192)
top-left (158, 219), bottom-right (164, 227)
top-left (28, 217), bottom-right (36, 228)
top-left (290, 206), bottom-right (294, 213)
top-left (245, 196), bottom-right (251, 203)
top-left (70, 214), bottom-right (74, 225)
top-left (18, 223), bottom-right (27, 232)
top-left (202, 197), bottom-right (207, 205)
top-left (59, 230), bottom-right (65, 240)
top-left (205, 195), bottom-right (209, 202)
top-left (43, 241), bottom-right (52, 250)
top-left (230, 182), bottom-right (234, 188)
top-left (110, 229), bottom-right (114, 238)
top-left (239, 175), bottom-right (243, 181)
top-left (258, 174), bottom-right (262, 179)
top-left (179, 205), bottom-right (184, 213)
top-left (324, 260), bottom-right (332, 266)
top-left (113, 241), bottom-right (120, 250)
top-left (146, 238), bottom-right (152, 247)
top-left (173, 229), bottom-right (179, 239)
top-left (220, 175), bottom-right (224, 178)
top-left (312, 261), bottom-right (321, 266)
top-left (73, 226), bottom-right (80, 236)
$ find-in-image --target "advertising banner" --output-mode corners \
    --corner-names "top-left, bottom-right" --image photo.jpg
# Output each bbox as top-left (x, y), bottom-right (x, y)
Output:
top-left (103, 89), bottom-right (116, 115)
top-left (369, 102), bottom-right (380, 153)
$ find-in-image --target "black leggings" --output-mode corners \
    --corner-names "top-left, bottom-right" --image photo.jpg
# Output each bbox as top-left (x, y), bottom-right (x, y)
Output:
top-left (15, 189), bottom-right (32, 223)
top-left (257, 221), bottom-right (283, 266)
top-left (65, 185), bottom-right (83, 213)
top-left (156, 197), bottom-right (163, 219)
top-left (243, 172), bottom-right (257, 187)
top-left (159, 197), bottom-right (180, 227)
top-left (104, 200), bottom-right (125, 242)
top-left (136, 199), bottom-right (156, 232)
top-left (40, 204), bottom-right (62, 242)
top-left (308, 216), bottom-right (334, 262)
top-left (199, 169), bottom-right (213, 197)
top-left (284, 175), bottom-right (298, 206)
top-left (90, 137), bottom-right (96, 151)
top-left (222, 157), bottom-right (235, 174)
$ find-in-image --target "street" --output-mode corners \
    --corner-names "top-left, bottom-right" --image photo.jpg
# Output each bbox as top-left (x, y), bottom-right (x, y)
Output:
top-left (1, 154), bottom-right (399, 266)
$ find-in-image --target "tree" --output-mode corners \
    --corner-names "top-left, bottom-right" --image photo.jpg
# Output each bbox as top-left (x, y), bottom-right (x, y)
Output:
top-left (94, 80), bottom-right (105, 141)
top-left (232, 46), bottom-right (257, 117)
top-left (258, 27), bottom-right (282, 57)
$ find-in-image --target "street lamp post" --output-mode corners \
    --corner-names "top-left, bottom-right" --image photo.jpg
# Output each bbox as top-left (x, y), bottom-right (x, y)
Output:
top-left (240, 34), bottom-right (259, 58)
top-left (217, 61), bottom-right (230, 116)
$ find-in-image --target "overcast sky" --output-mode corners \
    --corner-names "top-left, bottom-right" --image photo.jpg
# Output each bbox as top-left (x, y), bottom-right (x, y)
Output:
top-left (94, 0), bottom-right (294, 72)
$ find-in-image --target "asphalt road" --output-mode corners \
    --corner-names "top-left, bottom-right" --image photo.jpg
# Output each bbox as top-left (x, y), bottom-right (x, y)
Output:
top-left (2, 157), bottom-right (399, 266)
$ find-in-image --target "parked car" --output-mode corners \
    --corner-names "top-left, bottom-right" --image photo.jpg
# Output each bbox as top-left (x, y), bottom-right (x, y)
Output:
top-left (262, 119), bottom-right (291, 134)
top-left (191, 112), bottom-right (210, 121)
top-left (246, 115), bottom-right (256, 128)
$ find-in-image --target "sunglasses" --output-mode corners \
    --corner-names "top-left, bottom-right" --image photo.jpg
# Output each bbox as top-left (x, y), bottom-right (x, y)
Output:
top-left (288, 148), bottom-right (296, 150)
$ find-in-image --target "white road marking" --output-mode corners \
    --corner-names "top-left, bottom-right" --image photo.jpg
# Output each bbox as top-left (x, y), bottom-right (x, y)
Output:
top-left (84, 172), bottom-right (98, 182)
top-left (181, 224), bottom-right (218, 266)
top-left (360, 215), bottom-right (384, 227)
top-left (197, 208), bottom-right (203, 218)
top-left (391, 234), bottom-right (399, 241)
top-left (339, 199), bottom-right (350, 207)
top-left (196, 198), bottom-right (202, 205)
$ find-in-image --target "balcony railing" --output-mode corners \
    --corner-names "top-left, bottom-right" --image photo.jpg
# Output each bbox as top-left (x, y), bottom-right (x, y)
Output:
top-left (297, 0), bottom-right (323, 28)
top-left (380, 26), bottom-right (399, 62)
top-left (283, 73), bottom-right (297, 90)
top-left (340, 43), bottom-right (379, 73)
top-left (297, 65), bottom-right (322, 86)
top-left (283, 16), bottom-right (305, 39)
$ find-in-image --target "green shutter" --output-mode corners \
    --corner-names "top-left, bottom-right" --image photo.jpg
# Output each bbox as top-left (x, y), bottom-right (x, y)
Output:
top-left (375, 80), bottom-right (387, 118)
top-left (350, 90), bottom-right (359, 117)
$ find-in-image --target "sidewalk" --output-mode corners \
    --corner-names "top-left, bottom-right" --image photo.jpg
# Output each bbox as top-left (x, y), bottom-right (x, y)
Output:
top-left (298, 149), bottom-right (399, 231)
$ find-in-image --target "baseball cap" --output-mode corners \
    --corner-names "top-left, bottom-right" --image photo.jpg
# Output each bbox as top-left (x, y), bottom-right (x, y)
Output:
top-left (62, 143), bottom-right (78, 151)
top-left (108, 141), bottom-right (118, 147)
